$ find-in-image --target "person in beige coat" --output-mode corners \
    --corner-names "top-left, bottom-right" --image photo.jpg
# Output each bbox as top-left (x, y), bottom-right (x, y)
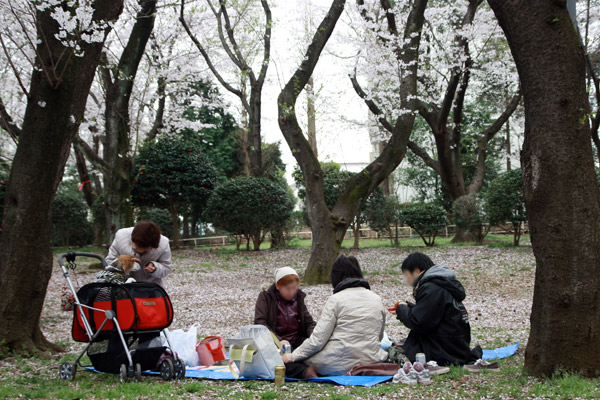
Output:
top-left (283, 256), bottom-right (388, 376)
top-left (105, 221), bottom-right (172, 286)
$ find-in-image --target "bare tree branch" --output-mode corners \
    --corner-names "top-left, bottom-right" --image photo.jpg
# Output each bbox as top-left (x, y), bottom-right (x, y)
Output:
top-left (0, 95), bottom-right (22, 139)
top-left (146, 76), bottom-right (166, 142)
top-left (180, 0), bottom-right (247, 107)
top-left (468, 89), bottom-right (522, 194)
top-left (257, 0), bottom-right (272, 86)
top-left (73, 135), bottom-right (109, 173)
top-left (407, 140), bottom-right (441, 173)
top-left (349, 73), bottom-right (394, 133)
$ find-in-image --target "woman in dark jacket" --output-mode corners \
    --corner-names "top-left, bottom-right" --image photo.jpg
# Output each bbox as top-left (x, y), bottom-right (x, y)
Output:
top-left (254, 267), bottom-right (317, 378)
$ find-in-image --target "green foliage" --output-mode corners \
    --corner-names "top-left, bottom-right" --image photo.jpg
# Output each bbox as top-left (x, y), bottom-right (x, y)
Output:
top-left (204, 177), bottom-right (294, 250)
top-left (363, 194), bottom-right (401, 246)
top-left (486, 169), bottom-right (526, 245)
top-left (262, 141), bottom-right (287, 184)
top-left (137, 208), bottom-right (173, 236)
top-left (293, 162), bottom-right (355, 212)
top-left (180, 80), bottom-right (242, 179)
top-left (400, 203), bottom-right (448, 246)
top-left (452, 193), bottom-right (489, 243)
top-left (131, 136), bottom-right (218, 211)
top-left (51, 191), bottom-right (94, 247)
top-left (293, 162), bottom-right (380, 232)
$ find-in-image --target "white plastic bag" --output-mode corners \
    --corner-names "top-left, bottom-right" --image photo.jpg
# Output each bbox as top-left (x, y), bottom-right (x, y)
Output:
top-left (166, 324), bottom-right (200, 367)
top-left (380, 332), bottom-right (393, 350)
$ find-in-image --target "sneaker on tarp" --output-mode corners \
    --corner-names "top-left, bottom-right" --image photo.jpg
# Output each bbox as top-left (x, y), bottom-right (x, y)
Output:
top-left (424, 360), bottom-right (450, 375)
top-left (413, 362), bottom-right (432, 385)
top-left (463, 359), bottom-right (500, 373)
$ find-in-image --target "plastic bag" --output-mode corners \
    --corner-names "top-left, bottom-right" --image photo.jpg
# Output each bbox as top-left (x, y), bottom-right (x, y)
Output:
top-left (165, 324), bottom-right (200, 367)
top-left (380, 332), bottom-right (393, 350)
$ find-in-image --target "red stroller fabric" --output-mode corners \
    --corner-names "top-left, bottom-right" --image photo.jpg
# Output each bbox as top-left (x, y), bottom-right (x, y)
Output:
top-left (72, 282), bottom-right (173, 342)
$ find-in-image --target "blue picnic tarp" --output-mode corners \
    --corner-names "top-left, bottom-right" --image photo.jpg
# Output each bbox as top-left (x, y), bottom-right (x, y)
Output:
top-left (482, 341), bottom-right (520, 361)
top-left (84, 341), bottom-right (519, 387)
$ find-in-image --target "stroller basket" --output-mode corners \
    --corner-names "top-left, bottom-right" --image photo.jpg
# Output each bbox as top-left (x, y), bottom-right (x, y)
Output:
top-left (72, 281), bottom-right (174, 342)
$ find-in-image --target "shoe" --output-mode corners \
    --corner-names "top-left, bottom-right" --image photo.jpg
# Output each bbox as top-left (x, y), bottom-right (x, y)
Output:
top-left (463, 359), bottom-right (500, 373)
top-left (412, 362), bottom-right (432, 385)
top-left (424, 360), bottom-right (450, 376)
top-left (302, 365), bottom-right (318, 379)
top-left (392, 362), bottom-right (417, 384)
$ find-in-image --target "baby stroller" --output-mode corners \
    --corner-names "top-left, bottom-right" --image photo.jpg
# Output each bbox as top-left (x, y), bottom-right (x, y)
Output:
top-left (57, 252), bottom-right (185, 382)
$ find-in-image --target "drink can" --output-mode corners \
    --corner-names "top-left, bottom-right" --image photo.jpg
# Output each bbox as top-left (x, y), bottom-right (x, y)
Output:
top-left (415, 353), bottom-right (426, 364)
top-left (283, 344), bottom-right (292, 354)
top-left (274, 365), bottom-right (285, 384)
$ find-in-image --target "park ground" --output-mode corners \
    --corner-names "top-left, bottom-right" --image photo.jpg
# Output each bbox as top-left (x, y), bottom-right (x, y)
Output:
top-left (1, 236), bottom-right (600, 399)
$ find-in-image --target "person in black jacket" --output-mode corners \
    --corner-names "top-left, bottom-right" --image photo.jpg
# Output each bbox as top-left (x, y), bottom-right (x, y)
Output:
top-left (394, 252), bottom-right (482, 366)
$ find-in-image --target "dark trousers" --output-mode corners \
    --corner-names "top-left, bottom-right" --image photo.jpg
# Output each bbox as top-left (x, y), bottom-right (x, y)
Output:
top-left (285, 337), bottom-right (311, 379)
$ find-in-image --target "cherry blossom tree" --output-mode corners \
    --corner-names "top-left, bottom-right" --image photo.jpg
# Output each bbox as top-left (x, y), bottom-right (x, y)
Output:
top-left (0, 0), bottom-right (124, 354)
top-left (72, 3), bottom-right (222, 244)
top-left (350, 0), bottom-right (521, 242)
top-left (180, 0), bottom-right (272, 176)
top-left (278, 0), bottom-right (428, 283)
top-left (73, 0), bottom-right (157, 244)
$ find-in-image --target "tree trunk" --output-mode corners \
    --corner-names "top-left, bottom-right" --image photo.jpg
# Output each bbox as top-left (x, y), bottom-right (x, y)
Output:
top-left (307, 76), bottom-right (318, 156)
top-left (489, 0), bottom-right (600, 377)
top-left (270, 227), bottom-right (286, 249)
top-left (251, 231), bottom-right (262, 251)
top-left (513, 222), bottom-right (520, 246)
top-left (353, 218), bottom-right (360, 249)
top-left (0, 1), bottom-right (123, 354)
top-left (102, 0), bottom-right (156, 243)
top-left (451, 226), bottom-right (478, 243)
top-left (248, 90), bottom-right (263, 177)
top-left (168, 201), bottom-right (180, 248)
top-left (304, 217), bottom-right (344, 284)
top-left (73, 143), bottom-right (104, 246)
top-left (182, 211), bottom-right (190, 239)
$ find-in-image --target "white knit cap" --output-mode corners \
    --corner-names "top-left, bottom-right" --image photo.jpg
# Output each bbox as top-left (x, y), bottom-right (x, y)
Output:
top-left (275, 267), bottom-right (299, 283)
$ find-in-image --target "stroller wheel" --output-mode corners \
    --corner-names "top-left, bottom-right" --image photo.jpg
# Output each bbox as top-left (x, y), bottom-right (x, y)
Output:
top-left (59, 362), bottom-right (76, 381)
top-left (173, 357), bottom-right (186, 379)
top-left (119, 364), bottom-right (128, 383)
top-left (134, 363), bottom-right (142, 382)
top-left (159, 359), bottom-right (174, 381)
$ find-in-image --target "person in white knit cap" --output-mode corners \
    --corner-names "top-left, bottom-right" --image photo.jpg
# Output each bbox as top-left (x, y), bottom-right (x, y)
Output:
top-left (253, 267), bottom-right (318, 378)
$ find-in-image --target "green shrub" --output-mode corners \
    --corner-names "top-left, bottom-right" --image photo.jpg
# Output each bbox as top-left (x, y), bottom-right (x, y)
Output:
top-left (51, 192), bottom-right (94, 247)
top-left (131, 136), bottom-right (218, 243)
top-left (400, 203), bottom-right (447, 246)
top-left (486, 169), bottom-right (526, 246)
top-left (204, 177), bottom-right (294, 250)
top-left (137, 208), bottom-right (173, 237)
top-left (364, 195), bottom-right (401, 246)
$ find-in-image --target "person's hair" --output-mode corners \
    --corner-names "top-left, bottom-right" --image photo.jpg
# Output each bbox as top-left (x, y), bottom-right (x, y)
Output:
top-left (330, 255), bottom-right (363, 288)
top-left (276, 274), bottom-right (300, 286)
top-left (131, 221), bottom-right (162, 248)
top-left (401, 252), bottom-right (435, 273)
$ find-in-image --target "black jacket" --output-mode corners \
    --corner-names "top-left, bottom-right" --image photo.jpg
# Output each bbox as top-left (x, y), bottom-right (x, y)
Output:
top-left (254, 284), bottom-right (316, 340)
top-left (396, 265), bottom-right (481, 366)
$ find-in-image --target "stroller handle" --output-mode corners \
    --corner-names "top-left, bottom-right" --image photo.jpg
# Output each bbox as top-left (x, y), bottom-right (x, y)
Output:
top-left (58, 252), bottom-right (108, 268)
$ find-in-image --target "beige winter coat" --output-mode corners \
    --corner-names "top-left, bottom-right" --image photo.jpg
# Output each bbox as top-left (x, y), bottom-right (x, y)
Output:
top-left (105, 227), bottom-right (172, 286)
top-left (291, 286), bottom-right (388, 376)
